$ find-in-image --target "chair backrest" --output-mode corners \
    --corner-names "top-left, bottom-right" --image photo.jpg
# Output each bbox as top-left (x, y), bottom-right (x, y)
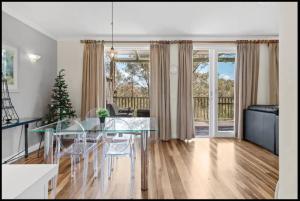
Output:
top-left (54, 119), bottom-right (87, 160)
top-left (106, 103), bottom-right (119, 116)
top-left (103, 118), bottom-right (132, 146)
top-left (85, 108), bottom-right (97, 118)
top-left (137, 109), bottom-right (150, 117)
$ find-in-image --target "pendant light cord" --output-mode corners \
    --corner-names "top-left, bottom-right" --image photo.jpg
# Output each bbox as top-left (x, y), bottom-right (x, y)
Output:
top-left (111, 1), bottom-right (114, 48)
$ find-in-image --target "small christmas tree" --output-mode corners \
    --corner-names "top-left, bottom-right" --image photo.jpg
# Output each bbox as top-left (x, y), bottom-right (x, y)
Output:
top-left (43, 69), bottom-right (76, 124)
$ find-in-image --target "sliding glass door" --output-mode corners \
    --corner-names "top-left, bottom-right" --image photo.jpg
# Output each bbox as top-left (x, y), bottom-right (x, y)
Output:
top-left (193, 50), bottom-right (210, 137)
top-left (193, 46), bottom-right (236, 137)
top-left (215, 50), bottom-right (236, 136)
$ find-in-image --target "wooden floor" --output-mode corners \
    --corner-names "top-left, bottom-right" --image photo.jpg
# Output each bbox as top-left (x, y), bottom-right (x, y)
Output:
top-left (14, 138), bottom-right (279, 199)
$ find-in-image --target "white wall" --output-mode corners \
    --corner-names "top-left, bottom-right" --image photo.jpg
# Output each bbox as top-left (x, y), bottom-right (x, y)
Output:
top-left (57, 41), bottom-right (84, 116)
top-left (2, 12), bottom-right (57, 161)
top-left (277, 2), bottom-right (298, 199)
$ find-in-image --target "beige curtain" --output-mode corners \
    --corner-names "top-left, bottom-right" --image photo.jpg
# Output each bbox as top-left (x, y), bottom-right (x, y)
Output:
top-left (235, 42), bottom-right (260, 139)
top-left (268, 43), bottom-right (279, 105)
top-left (177, 41), bottom-right (195, 140)
top-left (150, 41), bottom-right (171, 141)
top-left (81, 42), bottom-right (106, 119)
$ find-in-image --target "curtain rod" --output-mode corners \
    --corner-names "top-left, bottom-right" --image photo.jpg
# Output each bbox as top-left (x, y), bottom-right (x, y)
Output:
top-left (237, 40), bottom-right (279, 43)
top-left (80, 39), bottom-right (278, 44)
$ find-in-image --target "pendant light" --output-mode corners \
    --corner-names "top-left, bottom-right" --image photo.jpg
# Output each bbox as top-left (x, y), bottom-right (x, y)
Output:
top-left (109, 1), bottom-right (117, 59)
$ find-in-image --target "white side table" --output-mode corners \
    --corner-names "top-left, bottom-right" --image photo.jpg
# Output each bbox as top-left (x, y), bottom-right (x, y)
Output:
top-left (2, 164), bottom-right (58, 199)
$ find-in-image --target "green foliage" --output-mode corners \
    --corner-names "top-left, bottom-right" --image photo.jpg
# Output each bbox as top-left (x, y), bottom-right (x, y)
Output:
top-left (193, 64), bottom-right (234, 97)
top-left (217, 77), bottom-right (234, 97)
top-left (114, 62), bottom-right (149, 97)
top-left (43, 69), bottom-right (77, 125)
top-left (96, 108), bottom-right (110, 118)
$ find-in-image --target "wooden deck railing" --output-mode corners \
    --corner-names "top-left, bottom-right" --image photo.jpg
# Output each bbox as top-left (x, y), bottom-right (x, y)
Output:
top-left (113, 96), bottom-right (234, 121)
top-left (193, 97), bottom-right (234, 121)
top-left (113, 96), bottom-right (150, 110)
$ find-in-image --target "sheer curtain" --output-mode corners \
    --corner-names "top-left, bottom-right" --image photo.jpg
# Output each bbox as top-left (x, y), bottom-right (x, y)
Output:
top-left (81, 42), bottom-right (106, 119)
top-left (150, 41), bottom-right (171, 141)
top-left (177, 41), bottom-right (195, 140)
top-left (235, 42), bottom-right (260, 139)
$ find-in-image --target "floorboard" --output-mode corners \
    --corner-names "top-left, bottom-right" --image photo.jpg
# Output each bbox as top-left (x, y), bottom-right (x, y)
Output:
top-left (14, 138), bottom-right (279, 199)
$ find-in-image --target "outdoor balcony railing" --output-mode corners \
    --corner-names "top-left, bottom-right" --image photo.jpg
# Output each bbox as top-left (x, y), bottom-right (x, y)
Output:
top-left (113, 96), bottom-right (150, 110)
top-left (113, 96), bottom-right (234, 121)
top-left (193, 96), bottom-right (234, 121)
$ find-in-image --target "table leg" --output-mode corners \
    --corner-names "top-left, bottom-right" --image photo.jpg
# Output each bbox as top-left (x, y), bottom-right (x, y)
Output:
top-left (24, 124), bottom-right (29, 158)
top-left (44, 129), bottom-right (56, 190)
top-left (44, 129), bottom-right (54, 164)
top-left (141, 130), bottom-right (148, 191)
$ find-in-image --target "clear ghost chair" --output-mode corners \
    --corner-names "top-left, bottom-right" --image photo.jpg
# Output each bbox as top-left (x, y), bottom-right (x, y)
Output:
top-left (101, 118), bottom-right (136, 194)
top-left (85, 108), bottom-right (102, 143)
top-left (52, 119), bottom-right (98, 197)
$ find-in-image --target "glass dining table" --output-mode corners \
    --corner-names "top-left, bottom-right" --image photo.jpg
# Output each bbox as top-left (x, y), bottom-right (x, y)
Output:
top-left (31, 117), bottom-right (157, 191)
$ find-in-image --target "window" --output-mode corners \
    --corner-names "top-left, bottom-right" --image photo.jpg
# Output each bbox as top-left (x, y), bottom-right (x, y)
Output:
top-left (105, 47), bottom-right (150, 110)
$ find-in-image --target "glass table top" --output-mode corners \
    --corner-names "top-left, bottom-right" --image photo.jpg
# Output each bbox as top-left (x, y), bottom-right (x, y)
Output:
top-left (31, 117), bottom-right (158, 134)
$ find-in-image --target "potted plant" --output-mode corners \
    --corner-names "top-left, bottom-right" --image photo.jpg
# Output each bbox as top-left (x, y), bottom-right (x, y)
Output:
top-left (96, 108), bottom-right (109, 124)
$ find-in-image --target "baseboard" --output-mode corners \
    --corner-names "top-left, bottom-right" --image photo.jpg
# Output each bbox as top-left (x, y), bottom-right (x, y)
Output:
top-left (2, 142), bottom-right (44, 164)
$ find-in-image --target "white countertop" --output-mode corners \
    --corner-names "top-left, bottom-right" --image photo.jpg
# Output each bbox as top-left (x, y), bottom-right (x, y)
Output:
top-left (2, 164), bottom-right (58, 199)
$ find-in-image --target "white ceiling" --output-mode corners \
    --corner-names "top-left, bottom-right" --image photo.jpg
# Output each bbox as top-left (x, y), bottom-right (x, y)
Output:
top-left (2, 2), bottom-right (280, 40)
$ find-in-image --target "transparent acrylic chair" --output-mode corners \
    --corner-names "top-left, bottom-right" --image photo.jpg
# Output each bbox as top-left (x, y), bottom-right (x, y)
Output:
top-left (52, 119), bottom-right (98, 197)
top-left (85, 108), bottom-right (102, 143)
top-left (100, 118), bottom-right (136, 195)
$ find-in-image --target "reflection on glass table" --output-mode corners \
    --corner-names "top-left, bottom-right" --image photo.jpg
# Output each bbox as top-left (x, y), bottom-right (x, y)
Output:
top-left (31, 117), bottom-right (157, 191)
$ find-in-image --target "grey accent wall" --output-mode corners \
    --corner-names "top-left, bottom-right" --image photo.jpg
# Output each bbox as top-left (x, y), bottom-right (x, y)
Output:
top-left (2, 12), bottom-right (57, 160)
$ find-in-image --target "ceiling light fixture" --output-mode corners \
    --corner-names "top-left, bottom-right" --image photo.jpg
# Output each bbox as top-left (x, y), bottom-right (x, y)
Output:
top-left (28, 53), bottom-right (41, 63)
top-left (109, 1), bottom-right (117, 59)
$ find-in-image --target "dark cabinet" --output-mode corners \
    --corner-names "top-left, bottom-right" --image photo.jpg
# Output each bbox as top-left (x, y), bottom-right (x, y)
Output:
top-left (244, 105), bottom-right (279, 155)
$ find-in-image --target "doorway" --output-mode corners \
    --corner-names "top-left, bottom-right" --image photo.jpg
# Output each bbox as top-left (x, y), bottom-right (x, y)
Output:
top-left (193, 45), bottom-right (236, 137)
